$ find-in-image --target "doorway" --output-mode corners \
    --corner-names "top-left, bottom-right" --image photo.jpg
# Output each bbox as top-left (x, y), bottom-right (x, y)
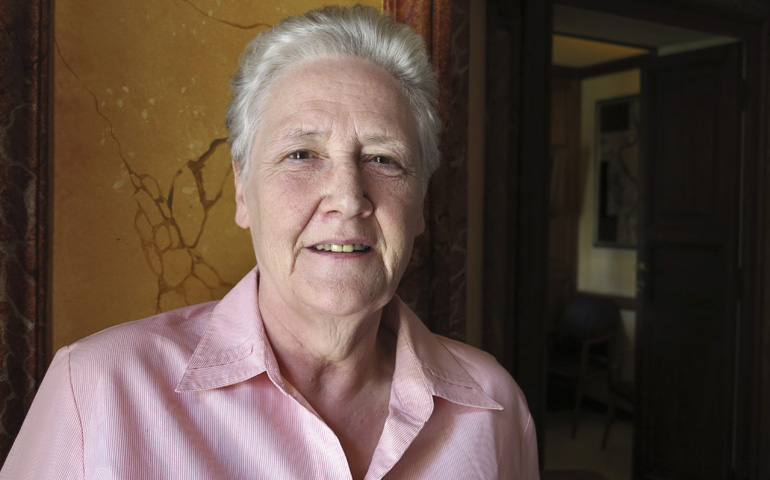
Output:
top-left (544, 3), bottom-right (742, 479)
top-left (485, 0), bottom-right (767, 477)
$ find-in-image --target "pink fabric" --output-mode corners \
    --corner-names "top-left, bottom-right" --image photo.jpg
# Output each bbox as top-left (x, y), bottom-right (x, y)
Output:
top-left (2, 268), bottom-right (539, 479)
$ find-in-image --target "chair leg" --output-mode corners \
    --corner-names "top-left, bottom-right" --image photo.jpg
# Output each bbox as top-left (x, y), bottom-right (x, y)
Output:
top-left (571, 390), bottom-right (582, 438)
top-left (571, 342), bottom-right (590, 438)
top-left (601, 397), bottom-right (615, 449)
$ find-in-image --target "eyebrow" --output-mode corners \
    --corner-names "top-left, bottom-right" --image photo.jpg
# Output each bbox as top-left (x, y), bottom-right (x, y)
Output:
top-left (273, 127), bottom-right (326, 144)
top-left (272, 128), bottom-right (409, 150)
top-left (362, 134), bottom-right (402, 145)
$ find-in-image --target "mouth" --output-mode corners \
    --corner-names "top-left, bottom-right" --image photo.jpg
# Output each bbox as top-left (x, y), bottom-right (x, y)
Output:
top-left (312, 243), bottom-right (371, 253)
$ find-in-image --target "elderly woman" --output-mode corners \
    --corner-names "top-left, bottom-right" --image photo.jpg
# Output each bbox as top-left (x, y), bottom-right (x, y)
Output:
top-left (2, 5), bottom-right (537, 479)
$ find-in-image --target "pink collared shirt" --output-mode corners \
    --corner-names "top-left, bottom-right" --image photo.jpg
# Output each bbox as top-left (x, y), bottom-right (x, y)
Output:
top-left (1, 268), bottom-right (539, 479)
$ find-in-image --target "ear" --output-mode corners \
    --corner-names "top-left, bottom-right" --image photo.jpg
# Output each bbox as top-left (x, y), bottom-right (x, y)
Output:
top-left (233, 161), bottom-right (250, 229)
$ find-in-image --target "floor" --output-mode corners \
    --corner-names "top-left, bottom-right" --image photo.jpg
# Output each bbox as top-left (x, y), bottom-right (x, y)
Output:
top-left (543, 409), bottom-right (633, 480)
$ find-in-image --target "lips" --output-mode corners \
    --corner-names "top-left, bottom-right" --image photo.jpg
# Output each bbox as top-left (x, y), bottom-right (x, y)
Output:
top-left (312, 243), bottom-right (371, 253)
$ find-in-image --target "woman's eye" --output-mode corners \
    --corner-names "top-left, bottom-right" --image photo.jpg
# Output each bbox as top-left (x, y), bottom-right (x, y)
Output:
top-left (288, 151), bottom-right (313, 160)
top-left (371, 155), bottom-right (393, 165)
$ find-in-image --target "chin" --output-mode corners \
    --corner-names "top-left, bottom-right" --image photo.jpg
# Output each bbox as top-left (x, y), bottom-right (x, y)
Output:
top-left (294, 272), bottom-right (395, 317)
top-left (300, 287), bottom-right (391, 320)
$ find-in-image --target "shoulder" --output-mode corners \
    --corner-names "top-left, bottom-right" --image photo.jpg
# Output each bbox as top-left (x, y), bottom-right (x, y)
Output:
top-left (71, 301), bottom-right (215, 347)
top-left (64, 301), bottom-right (218, 381)
top-left (428, 335), bottom-right (538, 473)
top-left (389, 297), bottom-right (531, 421)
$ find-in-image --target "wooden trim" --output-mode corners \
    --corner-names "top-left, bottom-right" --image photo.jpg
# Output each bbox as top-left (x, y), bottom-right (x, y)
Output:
top-left (0, 0), bottom-right (52, 462)
top-left (387, 0), bottom-right (470, 341)
top-left (552, 30), bottom-right (654, 51)
top-left (575, 53), bottom-right (651, 78)
top-left (553, 54), bottom-right (651, 79)
top-left (739, 15), bottom-right (770, 480)
top-left (555, 0), bottom-right (768, 34)
top-left (384, 0), bottom-right (435, 51)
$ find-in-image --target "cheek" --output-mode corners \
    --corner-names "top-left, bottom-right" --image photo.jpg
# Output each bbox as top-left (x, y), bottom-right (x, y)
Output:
top-left (381, 197), bottom-right (425, 241)
top-left (253, 175), bottom-right (317, 239)
top-left (369, 178), bottom-right (423, 231)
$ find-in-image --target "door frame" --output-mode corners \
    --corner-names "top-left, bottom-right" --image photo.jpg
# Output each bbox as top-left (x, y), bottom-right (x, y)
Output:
top-left (484, 0), bottom-right (552, 466)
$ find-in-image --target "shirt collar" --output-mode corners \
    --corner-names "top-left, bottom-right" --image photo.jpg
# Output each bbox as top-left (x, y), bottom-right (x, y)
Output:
top-left (175, 267), bottom-right (285, 393)
top-left (176, 268), bottom-right (503, 416)
top-left (384, 297), bottom-right (503, 422)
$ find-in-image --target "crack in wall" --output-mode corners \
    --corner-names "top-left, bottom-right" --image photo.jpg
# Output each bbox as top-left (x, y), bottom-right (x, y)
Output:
top-left (180, 0), bottom-right (272, 30)
top-left (0, 100), bottom-right (38, 328)
top-left (0, 103), bottom-right (35, 170)
top-left (0, 72), bottom-right (41, 443)
top-left (55, 38), bottom-right (236, 314)
top-left (0, 101), bottom-right (39, 280)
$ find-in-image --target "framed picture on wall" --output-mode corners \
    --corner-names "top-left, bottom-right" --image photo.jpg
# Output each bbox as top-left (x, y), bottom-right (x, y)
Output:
top-left (594, 95), bottom-right (639, 249)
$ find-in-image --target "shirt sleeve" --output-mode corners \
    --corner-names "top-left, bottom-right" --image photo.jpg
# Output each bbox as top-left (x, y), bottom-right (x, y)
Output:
top-left (1, 346), bottom-right (85, 480)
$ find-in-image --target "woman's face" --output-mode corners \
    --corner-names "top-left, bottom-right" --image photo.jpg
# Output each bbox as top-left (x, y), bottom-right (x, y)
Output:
top-left (234, 56), bottom-right (425, 320)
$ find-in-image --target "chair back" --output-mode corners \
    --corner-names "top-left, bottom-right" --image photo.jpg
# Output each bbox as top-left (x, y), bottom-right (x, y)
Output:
top-left (556, 295), bottom-right (621, 341)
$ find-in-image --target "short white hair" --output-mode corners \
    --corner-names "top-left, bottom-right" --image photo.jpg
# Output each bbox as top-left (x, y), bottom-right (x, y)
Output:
top-left (225, 5), bottom-right (440, 187)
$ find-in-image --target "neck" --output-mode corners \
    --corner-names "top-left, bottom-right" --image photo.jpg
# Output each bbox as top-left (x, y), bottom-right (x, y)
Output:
top-left (257, 280), bottom-right (398, 480)
top-left (257, 282), bottom-right (397, 403)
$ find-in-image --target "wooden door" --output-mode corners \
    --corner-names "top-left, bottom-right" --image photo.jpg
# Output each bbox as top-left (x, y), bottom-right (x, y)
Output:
top-left (635, 43), bottom-right (742, 480)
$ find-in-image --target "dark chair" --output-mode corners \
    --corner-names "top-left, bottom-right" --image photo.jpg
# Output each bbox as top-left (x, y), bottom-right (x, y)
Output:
top-left (548, 295), bottom-right (621, 438)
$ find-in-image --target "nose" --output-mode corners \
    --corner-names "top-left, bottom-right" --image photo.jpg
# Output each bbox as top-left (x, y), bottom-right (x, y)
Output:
top-left (320, 162), bottom-right (373, 219)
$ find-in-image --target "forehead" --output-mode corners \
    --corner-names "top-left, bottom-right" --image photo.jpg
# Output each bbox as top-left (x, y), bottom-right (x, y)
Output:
top-left (257, 57), bottom-right (418, 143)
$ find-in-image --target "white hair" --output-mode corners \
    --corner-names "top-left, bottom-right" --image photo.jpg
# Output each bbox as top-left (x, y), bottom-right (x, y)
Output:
top-left (225, 5), bottom-right (440, 188)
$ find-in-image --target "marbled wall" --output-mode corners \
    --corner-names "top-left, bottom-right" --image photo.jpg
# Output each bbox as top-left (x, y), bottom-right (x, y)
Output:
top-left (52, 0), bottom-right (380, 350)
top-left (0, 0), bottom-right (51, 460)
top-left (386, 0), bottom-right (469, 343)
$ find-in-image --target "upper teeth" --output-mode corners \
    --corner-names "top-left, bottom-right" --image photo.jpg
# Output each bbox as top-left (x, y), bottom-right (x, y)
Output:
top-left (314, 244), bottom-right (368, 252)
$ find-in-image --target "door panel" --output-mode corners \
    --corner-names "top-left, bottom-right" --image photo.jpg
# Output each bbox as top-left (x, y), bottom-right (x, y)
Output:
top-left (636, 43), bottom-right (741, 480)
top-left (649, 65), bottom-right (734, 233)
